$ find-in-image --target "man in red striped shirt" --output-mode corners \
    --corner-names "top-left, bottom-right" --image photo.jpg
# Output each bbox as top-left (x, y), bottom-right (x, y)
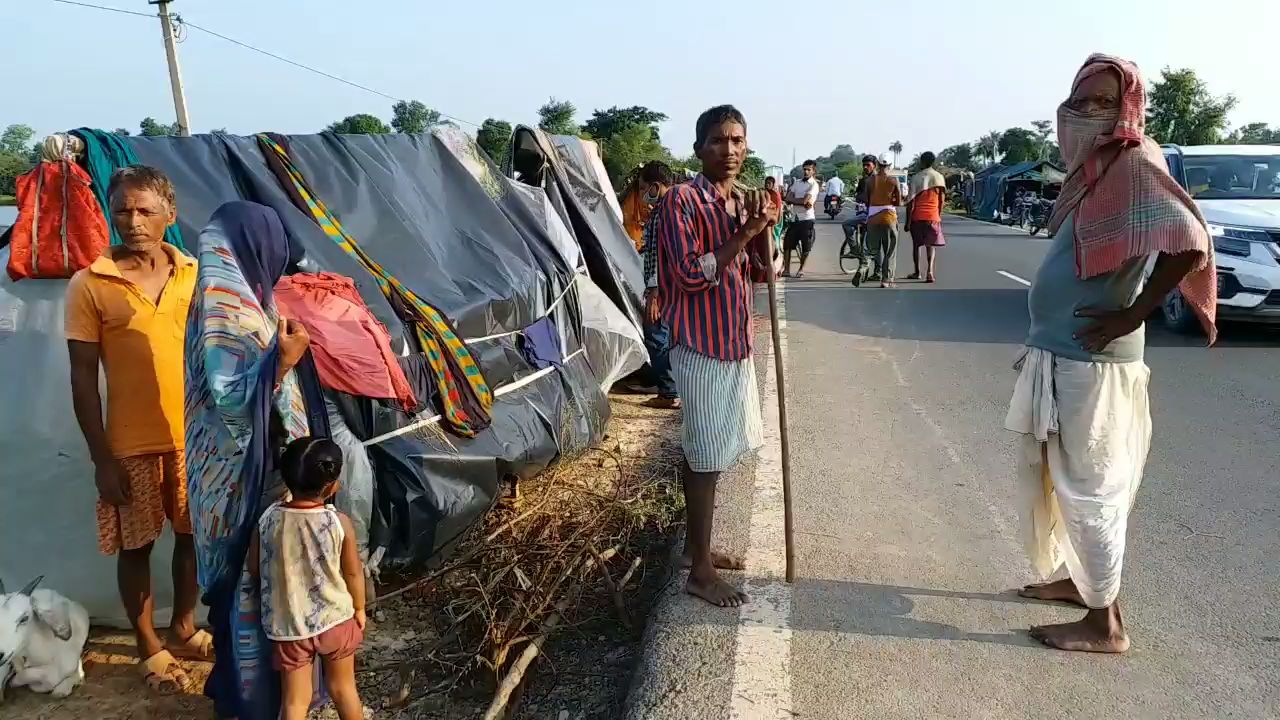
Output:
top-left (655, 105), bottom-right (777, 607)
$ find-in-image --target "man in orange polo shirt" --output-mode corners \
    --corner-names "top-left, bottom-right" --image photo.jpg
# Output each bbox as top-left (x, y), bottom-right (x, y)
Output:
top-left (65, 165), bottom-right (206, 692)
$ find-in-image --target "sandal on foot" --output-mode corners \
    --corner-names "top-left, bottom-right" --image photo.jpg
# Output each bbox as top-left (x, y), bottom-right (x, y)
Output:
top-left (141, 650), bottom-right (192, 695)
top-left (926, 273), bottom-right (936, 283)
top-left (169, 628), bottom-right (214, 661)
top-left (906, 272), bottom-right (921, 280)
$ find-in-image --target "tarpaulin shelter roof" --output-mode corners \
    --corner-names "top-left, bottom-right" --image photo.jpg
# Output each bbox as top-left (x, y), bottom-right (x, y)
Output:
top-left (972, 160), bottom-right (1066, 220)
top-left (0, 126), bottom-right (646, 623)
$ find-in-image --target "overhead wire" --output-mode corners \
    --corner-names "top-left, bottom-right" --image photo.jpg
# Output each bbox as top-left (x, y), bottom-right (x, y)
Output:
top-left (51, 0), bottom-right (154, 18)
top-left (49, 0), bottom-right (481, 128)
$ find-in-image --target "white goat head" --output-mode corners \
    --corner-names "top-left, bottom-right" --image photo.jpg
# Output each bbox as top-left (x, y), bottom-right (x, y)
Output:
top-left (0, 576), bottom-right (88, 701)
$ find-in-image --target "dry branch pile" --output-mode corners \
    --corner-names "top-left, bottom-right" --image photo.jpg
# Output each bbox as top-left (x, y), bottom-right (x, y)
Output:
top-left (360, 419), bottom-right (684, 717)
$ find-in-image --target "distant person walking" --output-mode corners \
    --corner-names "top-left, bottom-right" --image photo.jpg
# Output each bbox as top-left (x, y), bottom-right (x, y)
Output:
top-left (1005, 54), bottom-right (1216, 653)
top-left (655, 104), bottom-right (776, 607)
top-left (639, 160), bottom-right (681, 409)
top-left (865, 153), bottom-right (902, 287)
top-left (782, 160), bottom-right (819, 277)
top-left (905, 151), bottom-right (947, 282)
top-left (764, 175), bottom-right (785, 271)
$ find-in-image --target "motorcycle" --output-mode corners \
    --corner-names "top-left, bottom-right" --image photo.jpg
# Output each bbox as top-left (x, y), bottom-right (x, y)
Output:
top-left (1006, 196), bottom-right (1033, 228)
top-left (825, 194), bottom-right (843, 220)
top-left (1029, 198), bottom-right (1054, 236)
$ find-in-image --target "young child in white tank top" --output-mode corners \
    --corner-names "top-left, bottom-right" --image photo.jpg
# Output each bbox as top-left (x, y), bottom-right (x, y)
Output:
top-left (248, 436), bottom-right (366, 720)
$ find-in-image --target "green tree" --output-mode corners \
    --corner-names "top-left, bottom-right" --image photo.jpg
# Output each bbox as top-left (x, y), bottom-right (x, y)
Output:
top-left (1226, 122), bottom-right (1280, 144)
top-left (599, 123), bottom-right (670, 187)
top-left (1146, 67), bottom-right (1236, 145)
top-left (538, 98), bottom-right (578, 135)
top-left (139, 117), bottom-right (179, 136)
top-left (889, 140), bottom-right (903, 166)
top-left (1, 124), bottom-right (35, 156)
top-left (828, 144), bottom-right (859, 165)
top-left (938, 143), bottom-right (978, 172)
top-left (977, 131), bottom-right (1002, 165)
top-left (476, 118), bottom-right (513, 163)
top-left (0, 153), bottom-right (31, 195)
top-left (582, 106), bottom-right (667, 142)
top-left (1030, 119), bottom-right (1054, 159)
top-left (390, 100), bottom-right (442, 134)
top-left (739, 151), bottom-right (767, 186)
top-left (834, 161), bottom-right (863, 187)
top-left (998, 127), bottom-right (1041, 164)
top-left (671, 154), bottom-right (701, 176)
top-left (209, 128), bottom-right (228, 135)
top-left (113, 127), bottom-right (131, 136)
top-left (327, 113), bottom-right (392, 135)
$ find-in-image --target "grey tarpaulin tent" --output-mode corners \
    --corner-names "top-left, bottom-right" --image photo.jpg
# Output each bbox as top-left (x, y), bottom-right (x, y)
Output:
top-left (972, 160), bottom-right (1067, 221)
top-left (0, 126), bottom-right (645, 623)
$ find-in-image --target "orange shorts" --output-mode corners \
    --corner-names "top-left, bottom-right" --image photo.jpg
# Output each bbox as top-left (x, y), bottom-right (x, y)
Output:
top-left (96, 450), bottom-right (191, 555)
top-left (272, 617), bottom-right (364, 673)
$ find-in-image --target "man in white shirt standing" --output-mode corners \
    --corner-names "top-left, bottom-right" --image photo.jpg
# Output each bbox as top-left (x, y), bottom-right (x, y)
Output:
top-left (823, 174), bottom-right (845, 215)
top-left (783, 159), bottom-right (820, 277)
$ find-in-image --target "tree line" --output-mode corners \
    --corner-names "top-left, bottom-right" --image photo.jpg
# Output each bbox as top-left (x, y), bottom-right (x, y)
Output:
top-left (6, 65), bottom-right (1274, 201)
top-left (934, 67), bottom-right (1277, 175)
top-left (321, 98), bottom-right (769, 189)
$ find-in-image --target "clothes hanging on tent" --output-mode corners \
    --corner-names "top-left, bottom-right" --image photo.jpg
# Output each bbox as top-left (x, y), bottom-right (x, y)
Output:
top-left (256, 132), bottom-right (492, 437)
top-left (69, 127), bottom-right (185, 251)
top-left (275, 272), bottom-right (416, 411)
top-left (6, 158), bottom-right (108, 281)
top-left (518, 316), bottom-right (563, 370)
top-left (394, 354), bottom-right (438, 416)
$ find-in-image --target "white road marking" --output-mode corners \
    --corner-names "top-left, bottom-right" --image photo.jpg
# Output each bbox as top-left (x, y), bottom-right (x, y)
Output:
top-left (730, 287), bottom-right (794, 720)
top-left (997, 270), bottom-right (1031, 287)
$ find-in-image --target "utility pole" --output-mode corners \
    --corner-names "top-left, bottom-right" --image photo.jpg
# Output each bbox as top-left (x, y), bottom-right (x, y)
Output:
top-left (150, 0), bottom-right (191, 136)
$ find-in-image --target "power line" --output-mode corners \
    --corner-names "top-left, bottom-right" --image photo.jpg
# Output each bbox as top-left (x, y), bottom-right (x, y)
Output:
top-left (49, 0), bottom-right (481, 128)
top-left (177, 17), bottom-right (481, 127)
top-left (51, 0), bottom-right (154, 19)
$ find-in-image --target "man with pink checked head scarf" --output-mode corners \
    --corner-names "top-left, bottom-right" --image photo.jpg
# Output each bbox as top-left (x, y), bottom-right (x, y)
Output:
top-left (1003, 54), bottom-right (1215, 654)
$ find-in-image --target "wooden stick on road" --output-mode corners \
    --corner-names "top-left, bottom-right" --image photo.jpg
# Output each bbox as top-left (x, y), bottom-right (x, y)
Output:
top-left (765, 259), bottom-right (796, 584)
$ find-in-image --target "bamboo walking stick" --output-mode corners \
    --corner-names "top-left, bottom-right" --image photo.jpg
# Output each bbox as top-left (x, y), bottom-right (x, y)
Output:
top-left (735, 180), bottom-right (797, 583)
top-left (765, 254), bottom-right (797, 584)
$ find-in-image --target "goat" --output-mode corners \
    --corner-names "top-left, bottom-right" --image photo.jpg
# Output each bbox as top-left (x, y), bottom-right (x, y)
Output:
top-left (0, 576), bottom-right (89, 701)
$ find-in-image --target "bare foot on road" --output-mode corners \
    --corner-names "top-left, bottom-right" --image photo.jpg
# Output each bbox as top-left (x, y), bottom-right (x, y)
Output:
top-left (1029, 618), bottom-right (1130, 653)
top-left (1019, 578), bottom-right (1087, 608)
top-left (686, 570), bottom-right (749, 608)
top-left (681, 549), bottom-right (746, 570)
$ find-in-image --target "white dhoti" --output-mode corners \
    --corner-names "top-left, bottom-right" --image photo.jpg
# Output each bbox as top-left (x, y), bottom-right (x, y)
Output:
top-left (1004, 346), bottom-right (1152, 609)
top-left (669, 344), bottom-right (764, 473)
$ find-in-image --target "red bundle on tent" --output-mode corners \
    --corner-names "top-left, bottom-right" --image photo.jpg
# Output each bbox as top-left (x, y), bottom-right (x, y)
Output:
top-left (6, 159), bottom-right (108, 281)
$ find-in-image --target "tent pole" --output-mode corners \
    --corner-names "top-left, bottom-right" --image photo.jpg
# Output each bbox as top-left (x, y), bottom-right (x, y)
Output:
top-left (765, 257), bottom-right (796, 583)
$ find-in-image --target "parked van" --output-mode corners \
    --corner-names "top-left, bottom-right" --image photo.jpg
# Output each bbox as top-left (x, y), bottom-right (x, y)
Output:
top-left (1161, 144), bottom-right (1280, 331)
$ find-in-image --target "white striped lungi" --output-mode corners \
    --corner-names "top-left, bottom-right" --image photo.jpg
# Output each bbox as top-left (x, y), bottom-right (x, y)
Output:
top-left (669, 344), bottom-right (764, 473)
top-left (1005, 346), bottom-right (1152, 609)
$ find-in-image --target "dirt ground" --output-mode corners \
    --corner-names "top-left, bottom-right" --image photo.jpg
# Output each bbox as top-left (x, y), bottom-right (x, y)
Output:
top-left (2, 395), bottom-right (682, 720)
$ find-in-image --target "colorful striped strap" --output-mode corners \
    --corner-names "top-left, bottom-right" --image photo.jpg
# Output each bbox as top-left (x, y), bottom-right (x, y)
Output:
top-left (256, 135), bottom-right (493, 436)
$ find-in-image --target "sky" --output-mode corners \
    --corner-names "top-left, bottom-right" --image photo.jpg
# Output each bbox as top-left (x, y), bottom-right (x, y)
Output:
top-left (5, 0), bottom-right (1280, 173)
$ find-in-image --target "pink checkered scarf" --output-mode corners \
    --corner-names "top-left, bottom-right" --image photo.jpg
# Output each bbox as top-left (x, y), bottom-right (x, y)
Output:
top-left (1048, 54), bottom-right (1217, 344)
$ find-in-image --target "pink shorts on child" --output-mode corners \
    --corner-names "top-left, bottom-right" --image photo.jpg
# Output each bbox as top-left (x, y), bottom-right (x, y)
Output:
top-left (272, 617), bottom-right (364, 672)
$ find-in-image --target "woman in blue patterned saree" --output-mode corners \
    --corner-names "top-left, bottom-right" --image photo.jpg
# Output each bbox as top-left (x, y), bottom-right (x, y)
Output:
top-left (185, 201), bottom-right (326, 718)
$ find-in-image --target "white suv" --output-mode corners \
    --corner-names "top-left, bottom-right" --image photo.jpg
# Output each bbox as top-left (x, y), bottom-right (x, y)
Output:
top-left (1161, 145), bottom-right (1280, 331)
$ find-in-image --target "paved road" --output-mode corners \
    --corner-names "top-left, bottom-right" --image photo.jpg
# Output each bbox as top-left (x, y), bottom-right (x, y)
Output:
top-left (626, 214), bottom-right (1279, 720)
